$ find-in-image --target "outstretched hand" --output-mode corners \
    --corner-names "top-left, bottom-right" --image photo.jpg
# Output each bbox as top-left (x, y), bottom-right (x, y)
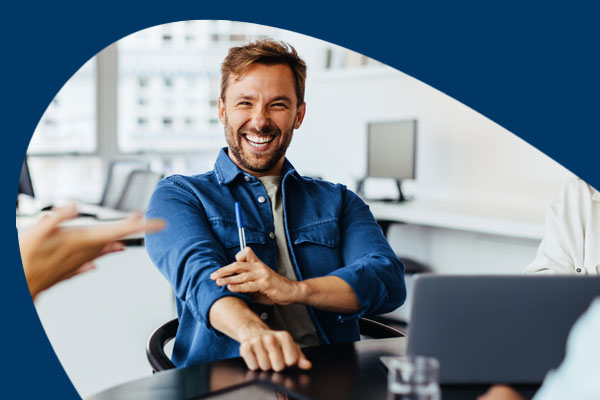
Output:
top-left (210, 247), bottom-right (299, 306)
top-left (19, 204), bottom-right (165, 299)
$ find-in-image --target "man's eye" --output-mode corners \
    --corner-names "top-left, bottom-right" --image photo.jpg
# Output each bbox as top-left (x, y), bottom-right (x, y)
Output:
top-left (271, 103), bottom-right (287, 108)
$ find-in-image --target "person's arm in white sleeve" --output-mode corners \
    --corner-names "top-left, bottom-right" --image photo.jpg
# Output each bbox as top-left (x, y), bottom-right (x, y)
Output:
top-left (524, 179), bottom-right (591, 274)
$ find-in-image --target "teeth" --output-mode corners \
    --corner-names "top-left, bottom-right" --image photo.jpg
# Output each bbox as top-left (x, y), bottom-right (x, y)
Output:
top-left (247, 141), bottom-right (269, 148)
top-left (246, 135), bottom-right (273, 144)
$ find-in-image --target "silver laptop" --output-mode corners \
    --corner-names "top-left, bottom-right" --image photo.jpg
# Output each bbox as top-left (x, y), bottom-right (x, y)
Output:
top-left (405, 275), bottom-right (600, 384)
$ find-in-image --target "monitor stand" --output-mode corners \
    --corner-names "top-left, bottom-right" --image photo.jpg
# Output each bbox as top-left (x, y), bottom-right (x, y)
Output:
top-left (356, 178), bottom-right (409, 203)
top-left (394, 179), bottom-right (407, 203)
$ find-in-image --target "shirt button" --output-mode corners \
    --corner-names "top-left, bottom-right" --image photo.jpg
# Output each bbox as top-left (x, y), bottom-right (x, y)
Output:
top-left (576, 268), bottom-right (582, 273)
top-left (244, 175), bottom-right (251, 182)
top-left (258, 196), bottom-right (266, 203)
top-left (260, 312), bottom-right (269, 321)
top-left (269, 232), bottom-right (275, 239)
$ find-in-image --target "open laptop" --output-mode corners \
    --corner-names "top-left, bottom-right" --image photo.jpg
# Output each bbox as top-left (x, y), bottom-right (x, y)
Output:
top-left (405, 275), bottom-right (600, 384)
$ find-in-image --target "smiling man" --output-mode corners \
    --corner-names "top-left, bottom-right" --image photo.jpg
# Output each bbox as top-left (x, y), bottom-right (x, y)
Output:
top-left (145, 40), bottom-right (406, 372)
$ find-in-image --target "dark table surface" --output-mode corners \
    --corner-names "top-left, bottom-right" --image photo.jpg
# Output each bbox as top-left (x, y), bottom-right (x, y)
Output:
top-left (88, 337), bottom-right (538, 400)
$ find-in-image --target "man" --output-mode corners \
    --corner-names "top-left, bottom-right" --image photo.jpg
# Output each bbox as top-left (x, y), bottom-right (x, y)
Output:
top-left (145, 40), bottom-right (406, 372)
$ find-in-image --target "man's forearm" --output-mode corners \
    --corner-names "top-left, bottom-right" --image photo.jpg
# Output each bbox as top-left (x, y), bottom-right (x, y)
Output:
top-left (208, 296), bottom-right (269, 341)
top-left (208, 295), bottom-right (312, 372)
top-left (211, 248), bottom-right (361, 314)
top-left (295, 276), bottom-right (360, 314)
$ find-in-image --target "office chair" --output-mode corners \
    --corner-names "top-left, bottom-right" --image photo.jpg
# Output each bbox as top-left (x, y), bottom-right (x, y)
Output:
top-left (99, 160), bottom-right (150, 209)
top-left (147, 317), bottom-right (405, 372)
top-left (114, 170), bottom-right (163, 212)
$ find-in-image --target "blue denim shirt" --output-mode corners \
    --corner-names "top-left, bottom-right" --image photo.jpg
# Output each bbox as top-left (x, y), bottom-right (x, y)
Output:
top-left (145, 148), bottom-right (406, 367)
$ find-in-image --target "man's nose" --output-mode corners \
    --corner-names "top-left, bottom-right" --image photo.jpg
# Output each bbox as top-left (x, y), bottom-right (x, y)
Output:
top-left (250, 107), bottom-right (268, 130)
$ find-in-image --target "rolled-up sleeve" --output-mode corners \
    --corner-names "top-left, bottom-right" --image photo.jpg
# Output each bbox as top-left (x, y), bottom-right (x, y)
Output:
top-left (145, 177), bottom-right (248, 330)
top-left (327, 188), bottom-right (406, 317)
top-left (523, 179), bottom-right (589, 275)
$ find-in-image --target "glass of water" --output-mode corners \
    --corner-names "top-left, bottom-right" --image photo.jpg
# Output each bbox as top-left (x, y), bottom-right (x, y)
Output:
top-left (387, 355), bottom-right (440, 400)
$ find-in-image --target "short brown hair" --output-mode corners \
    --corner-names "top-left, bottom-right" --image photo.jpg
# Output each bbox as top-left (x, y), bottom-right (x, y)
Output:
top-left (220, 39), bottom-right (307, 106)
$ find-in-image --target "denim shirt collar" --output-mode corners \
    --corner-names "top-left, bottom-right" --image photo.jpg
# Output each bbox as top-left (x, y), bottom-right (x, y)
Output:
top-left (214, 147), bottom-right (299, 185)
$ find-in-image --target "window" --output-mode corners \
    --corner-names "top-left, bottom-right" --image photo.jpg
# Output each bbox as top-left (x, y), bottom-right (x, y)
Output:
top-left (28, 156), bottom-right (103, 203)
top-left (28, 58), bottom-right (96, 154)
top-left (26, 58), bottom-right (101, 202)
top-left (116, 21), bottom-right (289, 153)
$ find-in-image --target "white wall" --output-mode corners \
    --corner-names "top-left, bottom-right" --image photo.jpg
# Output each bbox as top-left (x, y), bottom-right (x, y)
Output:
top-left (290, 67), bottom-right (573, 209)
top-left (34, 248), bottom-right (176, 398)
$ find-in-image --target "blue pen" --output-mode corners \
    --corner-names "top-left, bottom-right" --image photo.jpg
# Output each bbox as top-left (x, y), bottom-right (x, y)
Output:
top-left (235, 202), bottom-right (246, 251)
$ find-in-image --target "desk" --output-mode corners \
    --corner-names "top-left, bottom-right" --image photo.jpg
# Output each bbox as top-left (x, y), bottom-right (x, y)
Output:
top-left (88, 338), bottom-right (538, 400)
top-left (367, 199), bottom-right (546, 240)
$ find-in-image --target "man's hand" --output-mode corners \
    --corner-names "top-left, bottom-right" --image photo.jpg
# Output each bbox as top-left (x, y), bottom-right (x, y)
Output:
top-left (239, 329), bottom-right (312, 372)
top-left (209, 296), bottom-right (311, 372)
top-left (210, 247), bottom-right (298, 305)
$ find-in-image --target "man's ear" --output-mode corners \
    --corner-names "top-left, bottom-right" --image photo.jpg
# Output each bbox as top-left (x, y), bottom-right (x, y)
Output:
top-left (217, 97), bottom-right (226, 124)
top-left (294, 102), bottom-right (306, 129)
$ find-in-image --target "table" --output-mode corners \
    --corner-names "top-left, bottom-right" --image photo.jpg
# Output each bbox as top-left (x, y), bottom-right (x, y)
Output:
top-left (87, 338), bottom-right (539, 400)
top-left (367, 198), bottom-right (546, 240)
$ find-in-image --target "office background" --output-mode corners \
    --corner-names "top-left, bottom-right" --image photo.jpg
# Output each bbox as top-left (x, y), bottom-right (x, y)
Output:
top-left (25, 21), bottom-right (573, 397)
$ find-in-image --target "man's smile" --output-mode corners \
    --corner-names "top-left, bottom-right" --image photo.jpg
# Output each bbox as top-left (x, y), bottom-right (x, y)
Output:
top-left (242, 134), bottom-right (276, 150)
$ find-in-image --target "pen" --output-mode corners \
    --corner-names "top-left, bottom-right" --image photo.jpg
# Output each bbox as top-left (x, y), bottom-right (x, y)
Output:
top-left (235, 202), bottom-right (246, 251)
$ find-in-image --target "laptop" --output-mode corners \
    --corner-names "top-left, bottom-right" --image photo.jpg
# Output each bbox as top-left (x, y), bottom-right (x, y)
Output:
top-left (405, 275), bottom-right (600, 384)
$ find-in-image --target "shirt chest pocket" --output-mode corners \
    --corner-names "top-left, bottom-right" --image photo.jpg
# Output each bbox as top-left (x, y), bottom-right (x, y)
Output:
top-left (291, 219), bottom-right (342, 277)
top-left (209, 219), bottom-right (266, 260)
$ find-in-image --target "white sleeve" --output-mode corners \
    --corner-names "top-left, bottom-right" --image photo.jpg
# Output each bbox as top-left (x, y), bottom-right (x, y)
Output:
top-left (523, 179), bottom-right (588, 274)
top-left (533, 298), bottom-right (600, 400)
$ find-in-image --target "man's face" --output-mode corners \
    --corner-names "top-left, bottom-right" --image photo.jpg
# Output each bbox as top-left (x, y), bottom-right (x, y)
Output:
top-left (218, 63), bottom-right (306, 177)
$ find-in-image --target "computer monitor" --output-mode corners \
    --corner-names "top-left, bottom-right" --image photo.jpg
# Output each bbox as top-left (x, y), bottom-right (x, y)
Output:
top-left (17, 157), bottom-right (34, 208)
top-left (19, 157), bottom-right (35, 198)
top-left (363, 119), bottom-right (417, 202)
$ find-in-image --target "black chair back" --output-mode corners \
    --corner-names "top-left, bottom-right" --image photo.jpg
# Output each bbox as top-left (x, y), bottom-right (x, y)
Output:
top-left (147, 317), bottom-right (404, 372)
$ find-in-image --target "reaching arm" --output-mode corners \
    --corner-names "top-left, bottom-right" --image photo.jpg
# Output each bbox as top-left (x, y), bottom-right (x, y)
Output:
top-left (209, 296), bottom-right (311, 371)
top-left (20, 204), bottom-right (164, 300)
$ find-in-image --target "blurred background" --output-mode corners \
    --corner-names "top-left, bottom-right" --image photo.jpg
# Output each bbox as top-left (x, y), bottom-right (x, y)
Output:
top-left (19, 20), bottom-right (572, 397)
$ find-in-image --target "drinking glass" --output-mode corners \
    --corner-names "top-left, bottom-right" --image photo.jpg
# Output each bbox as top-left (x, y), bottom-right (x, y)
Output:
top-left (387, 355), bottom-right (440, 400)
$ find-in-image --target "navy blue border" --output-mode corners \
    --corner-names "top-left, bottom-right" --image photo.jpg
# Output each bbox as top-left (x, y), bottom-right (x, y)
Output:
top-left (3, 2), bottom-right (599, 398)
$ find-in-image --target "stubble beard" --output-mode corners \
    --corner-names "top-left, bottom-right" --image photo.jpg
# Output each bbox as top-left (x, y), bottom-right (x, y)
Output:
top-left (224, 115), bottom-right (295, 174)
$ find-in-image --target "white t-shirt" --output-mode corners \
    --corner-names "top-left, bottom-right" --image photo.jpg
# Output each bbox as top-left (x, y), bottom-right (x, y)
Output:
top-left (258, 176), bottom-right (321, 347)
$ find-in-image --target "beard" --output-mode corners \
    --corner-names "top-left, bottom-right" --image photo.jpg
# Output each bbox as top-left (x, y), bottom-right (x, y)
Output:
top-left (224, 114), bottom-right (295, 174)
